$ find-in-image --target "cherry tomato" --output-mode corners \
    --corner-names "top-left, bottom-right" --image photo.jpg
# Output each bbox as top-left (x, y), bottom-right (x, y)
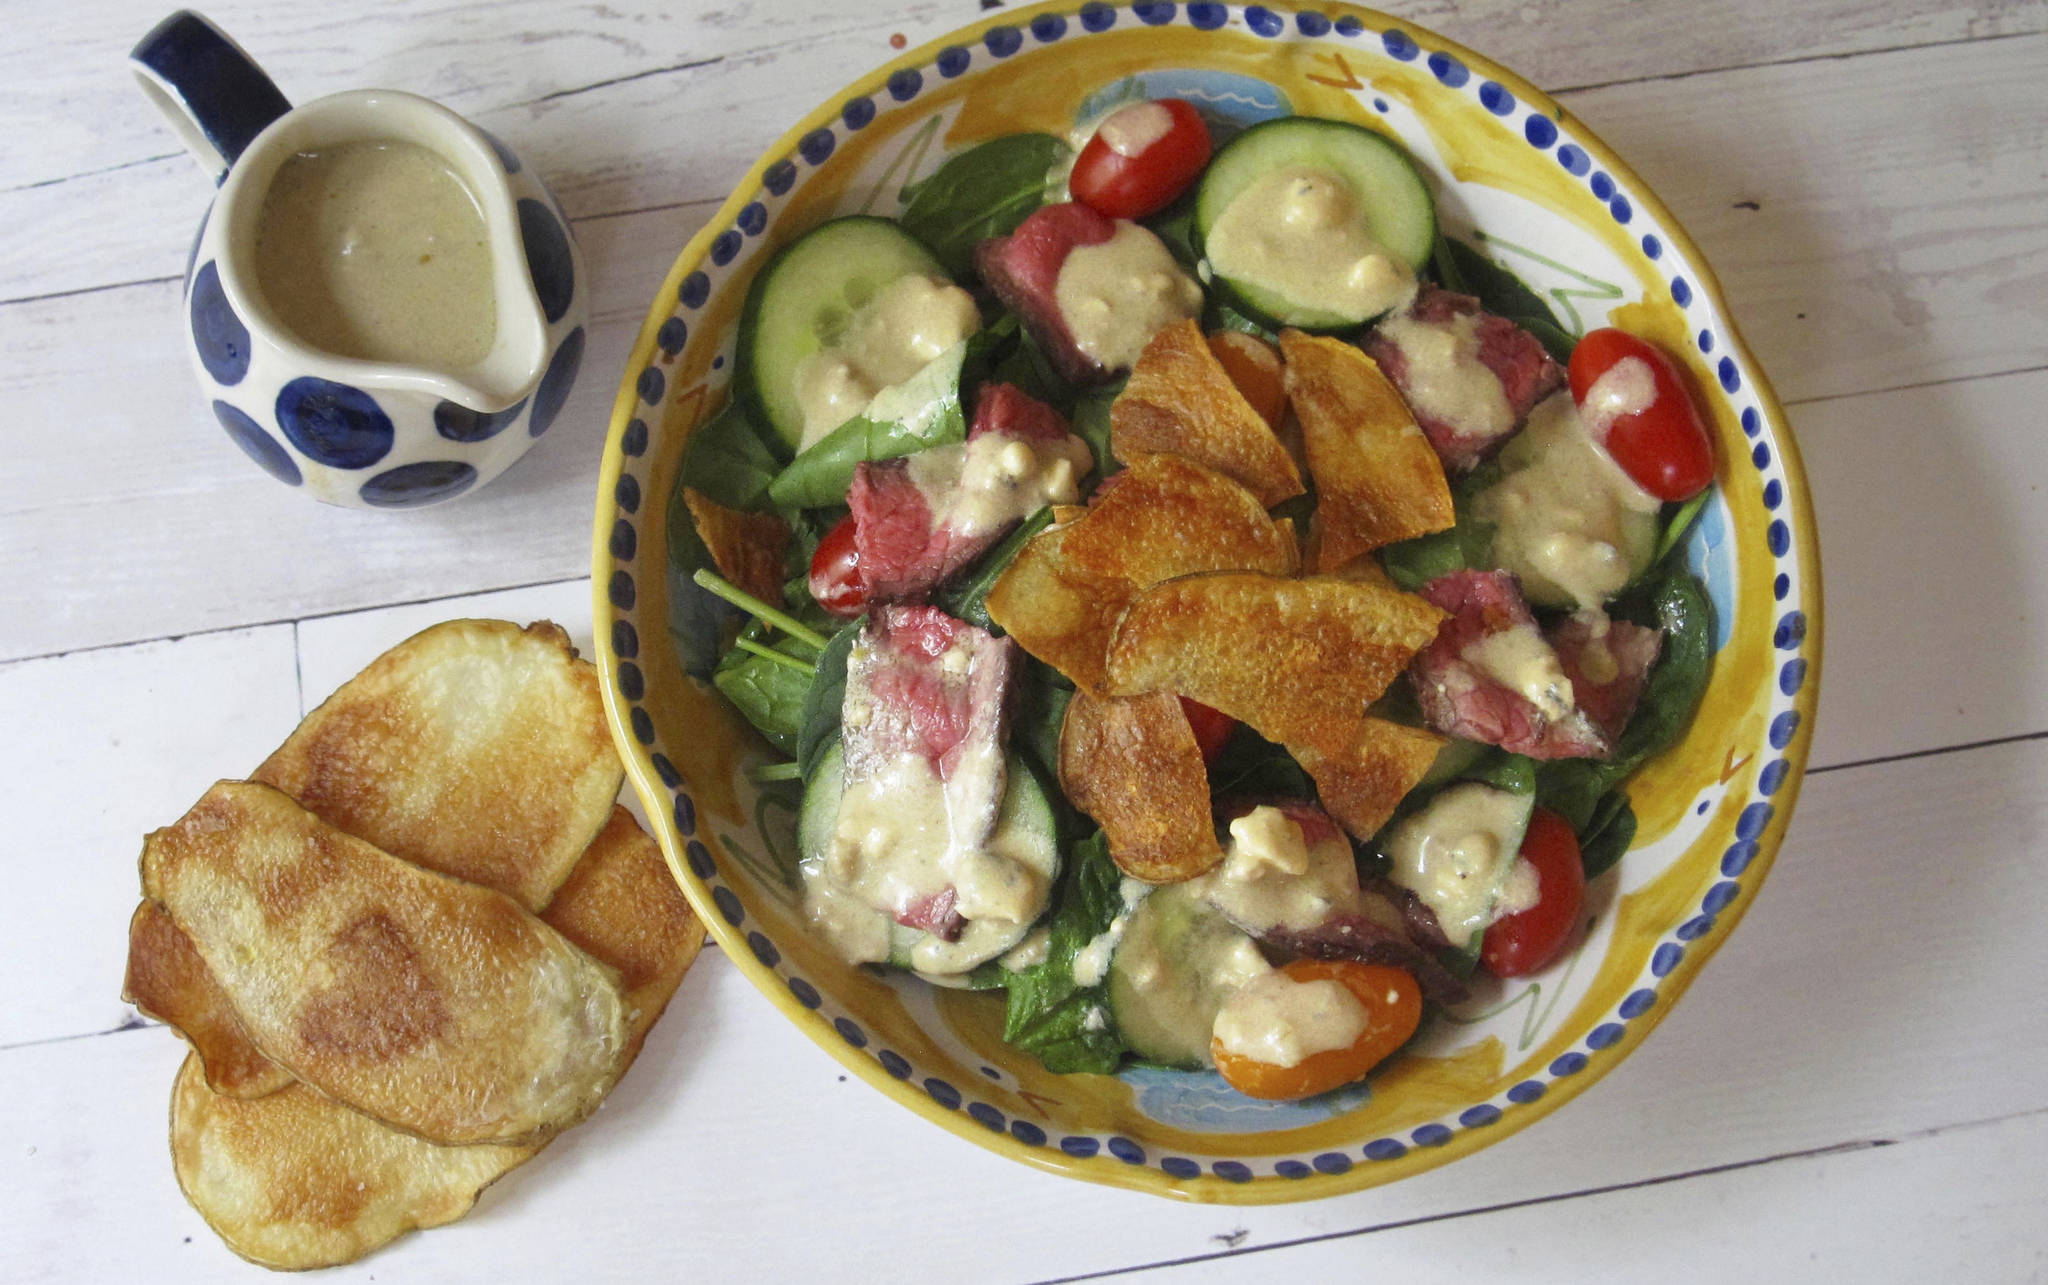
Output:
top-left (1480, 807), bottom-right (1586, 978)
top-left (1178, 696), bottom-right (1236, 766)
top-left (1213, 960), bottom-right (1422, 1101)
top-left (1070, 99), bottom-right (1212, 220)
top-left (807, 515), bottom-right (868, 618)
top-left (1567, 328), bottom-right (1715, 502)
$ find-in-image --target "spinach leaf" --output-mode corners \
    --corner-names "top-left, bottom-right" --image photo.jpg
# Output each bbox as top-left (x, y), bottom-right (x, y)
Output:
top-left (1577, 789), bottom-right (1637, 880)
top-left (666, 480), bottom-right (747, 681)
top-left (899, 133), bottom-right (1069, 280)
top-left (1009, 665), bottom-right (1072, 788)
top-left (936, 506), bottom-right (1055, 632)
top-left (1430, 234), bottom-right (1577, 364)
top-left (1459, 749), bottom-right (1539, 795)
top-left (710, 622), bottom-right (817, 753)
top-left (1000, 830), bottom-right (1128, 1075)
top-left (678, 396), bottom-right (788, 510)
top-left (796, 616), bottom-right (862, 780)
top-left (1379, 465), bottom-right (1500, 590)
top-left (985, 322), bottom-right (1075, 412)
top-left (1142, 190), bottom-right (1199, 271)
top-left (1069, 385), bottom-right (1121, 480)
top-left (1209, 728), bottom-right (1313, 803)
top-left (1652, 490), bottom-right (1710, 567)
top-left (1203, 295), bottom-right (1279, 342)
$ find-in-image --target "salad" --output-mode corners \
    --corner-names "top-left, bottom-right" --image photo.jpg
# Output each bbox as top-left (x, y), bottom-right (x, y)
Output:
top-left (672, 94), bottom-right (1715, 1102)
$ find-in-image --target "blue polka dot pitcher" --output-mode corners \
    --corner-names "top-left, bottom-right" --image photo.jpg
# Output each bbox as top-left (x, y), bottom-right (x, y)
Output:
top-left (132, 11), bottom-right (587, 508)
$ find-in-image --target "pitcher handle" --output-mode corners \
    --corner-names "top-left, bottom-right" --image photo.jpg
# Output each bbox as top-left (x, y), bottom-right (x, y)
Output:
top-left (130, 11), bottom-right (292, 183)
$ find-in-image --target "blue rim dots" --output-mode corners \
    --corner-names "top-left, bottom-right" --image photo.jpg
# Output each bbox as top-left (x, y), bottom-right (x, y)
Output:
top-left (1702, 881), bottom-right (1742, 914)
top-left (1763, 478), bottom-right (1783, 509)
top-left (1244, 6), bottom-right (1282, 35)
top-left (1652, 942), bottom-right (1685, 977)
top-left (1107, 1136), bottom-right (1145, 1164)
top-left (1671, 276), bottom-right (1694, 307)
top-left (1641, 233), bottom-right (1663, 259)
top-left (1031, 13), bottom-right (1067, 40)
top-left (1737, 801), bottom-right (1775, 841)
top-left (1081, 2), bottom-right (1117, 33)
top-left (1460, 1104), bottom-right (1501, 1128)
top-left (516, 198), bottom-right (575, 324)
top-left (787, 976), bottom-right (821, 1009)
top-left (686, 839), bottom-right (713, 878)
top-left (613, 619), bottom-right (641, 660)
top-left (936, 46), bottom-right (971, 78)
top-left (979, 1065), bottom-right (1001, 1080)
top-left (1698, 328), bottom-right (1715, 353)
top-left (1767, 519), bottom-right (1791, 557)
top-left (747, 931), bottom-right (779, 967)
top-left (1775, 610), bottom-right (1806, 650)
top-left (878, 1050), bottom-right (911, 1079)
top-left (680, 271), bottom-right (712, 309)
top-left (711, 885), bottom-right (744, 925)
top-left (616, 473), bottom-right (641, 514)
top-left (1752, 441), bottom-right (1772, 469)
top-left (1365, 1138), bottom-right (1407, 1161)
top-left (1770, 710), bottom-right (1801, 749)
top-left (1619, 989), bottom-right (1658, 1019)
top-left (1411, 1123), bottom-right (1453, 1148)
top-left (985, 25), bottom-right (1022, 56)
top-left (1335, 14), bottom-right (1364, 36)
top-left (637, 364), bottom-right (665, 405)
top-left (609, 569), bottom-right (635, 609)
top-left (656, 317), bottom-right (688, 357)
top-left (1722, 839), bottom-right (1758, 876)
top-left (1525, 115), bottom-right (1558, 148)
top-left (532, 326), bottom-right (586, 437)
top-left (616, 658), bottom-right (643, 699)
top-left (1507, 1079), bottom-right (1547, 1104)
top-left (1190, 3), bottom-right (1230, 30)
top-left (1697, 800), bottom-right (1710, 815)
top-left (1060, 1135), bottom-right (1100, 1158)
top-left (712, 354), bottom-right (725, 370)
top-left (1677, 914), bottom-right (1716, 941)
top-left (1428, 51), bottom-right (1469, 87)
top-left (1134, 1), bottom-right (1176, 26)
top-left (887, 68), bottom-right (922, 101)
top-left (276, 377), bottom-right (393, 469)
top-left (621, 418), bottom-right (648, 456)
top-left (1382, 29), bottom-right (1419, 60)
top-left (189, 261), bottom-right (252, 385)
top-left (1774, 571), bottom-right (1791, 597)
top-left (1160, 1156), bottom-right (1201, 1179)
top-left (1591, 172), bottom-right (1615, 201)
top-left (1719, 356), bottom-right (1741, 392)
top-left (1296, 11), bottom-right (1331, 36)
top-left (924, 1078), bottom-right (961, 1110)
top-left (1741, 406), bottom-right (1761, 437)
top-left (629, 706), bottom-right (653, 744)
top-left (672, 792), bottom-right (697, 836)
top-left (1276, 1159), bottom-right (1313, 1178)
top-left (1550, 1051), bottom-right (1588, 1076)
top-left (1374, 98), bottom-right (1389, 112)
top-left (1557, 144), bottom-right (1589, 175)
top-left (1012, 1121), bottom-right (1048, 1147)
top-left (1588, 1022), bottom-right (1626, 1050)
top-left (799, 128), bottom-right (835, 165)
top-left (762, 161), bottom-right (797, 200)
top-left (1610, 195), bottom-right (1633, 223)
top-left (738, 202), bottom-right (768, 236)
top-left (1312, 1151), bottom-right (1352, 1174)
top-left (710, 229), bottom-right (742, 267)
top-left (212, 401), bottom-right (301, 485)
top-left (1480, 81), bottom-right (1514, 114)
top-left (840, 96), bottom-right (874, 130)
top-left (833, 1017), bottom-right (868, 1048)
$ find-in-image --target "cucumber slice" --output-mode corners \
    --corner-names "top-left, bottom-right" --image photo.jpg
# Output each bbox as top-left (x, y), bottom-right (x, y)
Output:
top-left (1106, 882), bottom-right (1272, 1069)
top-left (1193, 117), bottom-right (1436, 332)
top-left (796, 740), bottom-right (1062, 976)
top-left (1380, 781), bottom-right (1536, 949)
top-left (735, 216), bottom-right (949, 453)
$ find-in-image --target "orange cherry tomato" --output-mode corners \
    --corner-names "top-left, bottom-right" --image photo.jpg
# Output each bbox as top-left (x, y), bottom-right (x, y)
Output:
top-left (1567, 328), bottom-right (1714, 502)
top-left (1178, 695), bottom-right (1236, 766)
top-left (1206, 330), bottom-right (1286, 430)
top-left (1480, 807), bottom-right (1585, 978)
top-left (1070, 99), bottom-right (1212, 219)
top-left (1212, 960), bottom-right (1422, 1101)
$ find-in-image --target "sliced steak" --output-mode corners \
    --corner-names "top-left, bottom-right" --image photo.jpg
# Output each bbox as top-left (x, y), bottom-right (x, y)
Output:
top-left (975, 202), bottom-right (1120, 386)
top-left (1364, 284), bottom-right (1566, 472)
top-left (1549, 608), bottom-right (1663, 744)
top-left (1409, 569), bottom-right (1610, 760)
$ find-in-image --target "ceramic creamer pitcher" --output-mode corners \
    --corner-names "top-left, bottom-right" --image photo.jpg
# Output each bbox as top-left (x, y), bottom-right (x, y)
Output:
top-left (132, 11), bottom-right (587, 508)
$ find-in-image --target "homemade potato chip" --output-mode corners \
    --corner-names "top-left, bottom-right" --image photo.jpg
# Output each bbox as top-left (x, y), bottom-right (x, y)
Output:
top-left (1102, 572), bottom-right (1447, 749)
top-left (124, 901), bottom-right (292, 1099)
top-left (253, 619), bottom-right (621, 914)
top-left (1279, 330), bottom-right (1454, 568)
top-left (1292, 718), bottom-right (1449, 840)
top-left (1111, 320), bottom-right (1303, 506)
top-left (144, 780), bottom-right (629, 1146)
top-left (681, 486), bottom-right (791, 605)
top-left (168, 807), bottom-right (703, 1270)
top-left (1059, 690), bottom-right (1222, 883)
top-left (1206, 330), bottom-right (1287, 431)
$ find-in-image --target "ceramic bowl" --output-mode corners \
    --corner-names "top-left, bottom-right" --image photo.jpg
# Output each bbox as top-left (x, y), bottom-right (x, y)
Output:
top-left (591, 0), bottom-right (1822, 1202)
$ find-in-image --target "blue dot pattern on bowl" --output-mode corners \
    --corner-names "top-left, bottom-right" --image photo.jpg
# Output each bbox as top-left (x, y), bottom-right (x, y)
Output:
top-left (517, 198), bottom-right (575, 324)
top-left (212, 400), bottom-right (300, 484)
top-left (598, 1), bottom-right (1817, 1190)
top-left (189, 262), bottom-right (251, 385)
top-left (275, 377), bottom-right (394, 469)
top-left (359, 460), bottom-right (479, 509)
top-left (531, 327), bottom-right (586, 438)
top-left (434, 397), bottom-right (528, 443)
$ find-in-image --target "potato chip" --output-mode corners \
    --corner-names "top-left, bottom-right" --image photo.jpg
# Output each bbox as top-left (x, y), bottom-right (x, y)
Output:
top-left (1111, 320), bottom-right (1303, 506)
top-left (1059, 690), bottom-right (1221, 883)
top-left (144, 780), bottom-right (629, 1146)
top-left (1279, 330), bottom-right (1454, 567)
top-left (1292, 717), bottom-right (1448, 840)
top-left (253, 619), bottom-right (621, 913)
top-left (124, 901), bottom-right (292, 1099)
top-left (1206, 330), bottom-right (1287, 431)
top-left (681, 487), bottom-right (791, 605)
top-left (1102, 572), bottom-right (1447, 749)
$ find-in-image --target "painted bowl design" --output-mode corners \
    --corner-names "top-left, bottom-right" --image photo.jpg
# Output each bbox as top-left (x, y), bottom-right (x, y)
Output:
top-left (591, 1), bottom-right (1821, 1202)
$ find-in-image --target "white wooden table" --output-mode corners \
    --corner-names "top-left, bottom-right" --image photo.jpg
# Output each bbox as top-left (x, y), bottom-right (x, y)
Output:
top-left (6, 2), bottom-right (2047, 1279)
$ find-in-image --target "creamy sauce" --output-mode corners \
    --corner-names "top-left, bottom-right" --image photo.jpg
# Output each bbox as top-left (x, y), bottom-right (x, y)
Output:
top-left (1212, 972), bottom-right (1367, 1068)
top-left (1463, 623), bottom-right (1575, 721)
top-left (1383, 783), bottom-right (1534, 946)
top-left (1054, 221), bottom-right (1203, 372)
top-left (1373, 308), bottom-right (1515, 437)
top-left (1187, 806), bottom-right (1361, 934)
top-left (1096, 101), bottom-right (1175, 158)
top-left (1493, 857), bottom-right (1542, 919)
top-left (1070, 879), bottom-right (1151, 988)
top-left (1474, 392), bottom-right (1661, 610)
top-left (1203, 167), bottom-right (1415, 322)
top-left (1580, 355), bottom-right (1658, 441)
top-left (793, 274), bottom-right (982, 447)
top-left (254, 139), bottom-right (496, 369)
top-left (904, 431), bottom-right (1092, 539)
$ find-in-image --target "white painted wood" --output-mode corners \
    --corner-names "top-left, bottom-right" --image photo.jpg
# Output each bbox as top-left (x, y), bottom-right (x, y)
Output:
top-left (0, 626), bottom-right (299, 1048)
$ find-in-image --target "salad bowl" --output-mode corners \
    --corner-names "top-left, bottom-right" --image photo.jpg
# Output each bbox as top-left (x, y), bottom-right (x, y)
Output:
top-left (590, 0), bottom-right (1822, 1202)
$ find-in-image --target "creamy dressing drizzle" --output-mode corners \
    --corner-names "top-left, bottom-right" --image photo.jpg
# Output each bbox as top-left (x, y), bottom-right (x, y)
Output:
top-left (1070, 878), bottom-right (1151, 988)
top-left (1202, 167), bottom-right (1415, 322)
top-left (1097, 101), bottom-right (1175, 158)
top-left (1373, 308), bottom-right (1514, 436)
top-left (793, 274), bottom-right (982, 447)
top-left (1054, 221), bottom-right (1203, 372)
top-left (1187, 805), bottom-right (1361, 934)
top-left (904, 432), bottom-right (1092, 540)
top-left (1579, 354), bottom-right (1658, 442)
top-left (1383, 783), bottom-right (1534, 946)
top-left (1213, 972), bottom-right (1367, 1068)
top-left (1464, 623), bottom-right (1575, 721)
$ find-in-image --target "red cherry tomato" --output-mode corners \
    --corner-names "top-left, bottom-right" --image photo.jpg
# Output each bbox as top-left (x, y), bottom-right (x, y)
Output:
top-left (807, 515), bottom-right (868, 618)
top-left (1567, 328), bottom-right (1715, 503)
top-left (1070, 99), bottom-right (1212, 220)
top-left (1178, 696), bottom-right (1236, 766)
top-left (1480, 808), bottom-right (1586, 978)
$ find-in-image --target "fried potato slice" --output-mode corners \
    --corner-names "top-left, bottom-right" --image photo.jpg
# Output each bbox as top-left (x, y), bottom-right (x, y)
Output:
top-left (1102, 572), bottom-right (1447, 748)
top-left (681, 486), bottom-right (791, 605)
top-left (253, 619), bottom-right (621, 913)
top-left (144, 780), bottom-right (629, 1146)
top-left (124, 901), bottom-right (292, 1099)
top-left (1207, 330), bottom-right (1287, 431)
top-left (1111, 320), bottom-right (1304, 506)
top-left (1292, 717), bottom-right (1449, 841)
top-left (168, 808), bottom-right (703, 1271)
top-left (1059, 690), bottom-right (1222, 883)
top-left (1279, 330), bottom-right (1454, 568)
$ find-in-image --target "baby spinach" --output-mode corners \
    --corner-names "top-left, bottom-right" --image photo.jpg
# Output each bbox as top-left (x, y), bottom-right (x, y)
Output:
top-left (1068, 385), bottom-right (1121, 480)
top-left (1379, 465), bottom-right (1501, 590)
top-left (796, 616), bottom-right (862, 781)
top-left (1209, 727), bottom-right (1314, 803)
top-left (899, 133), bottom-right (1069, 280)
top-left (1008, 667), bottom-right (1072, 790)
top-left (678, 396), bottom-right (788, 510)
top-left (1577, 789), bottom-right (1637, 881)
top-left (936, 506), bottom-right (1055, 632)
top-left (710, 619), bottom-right (819, 754)
top-left (999, 830), bottom-right (1129, 1075)
top-left (665, 482), bottom-right (747, 681)
top-left (1430, 234), bottom-right (1577, 365)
